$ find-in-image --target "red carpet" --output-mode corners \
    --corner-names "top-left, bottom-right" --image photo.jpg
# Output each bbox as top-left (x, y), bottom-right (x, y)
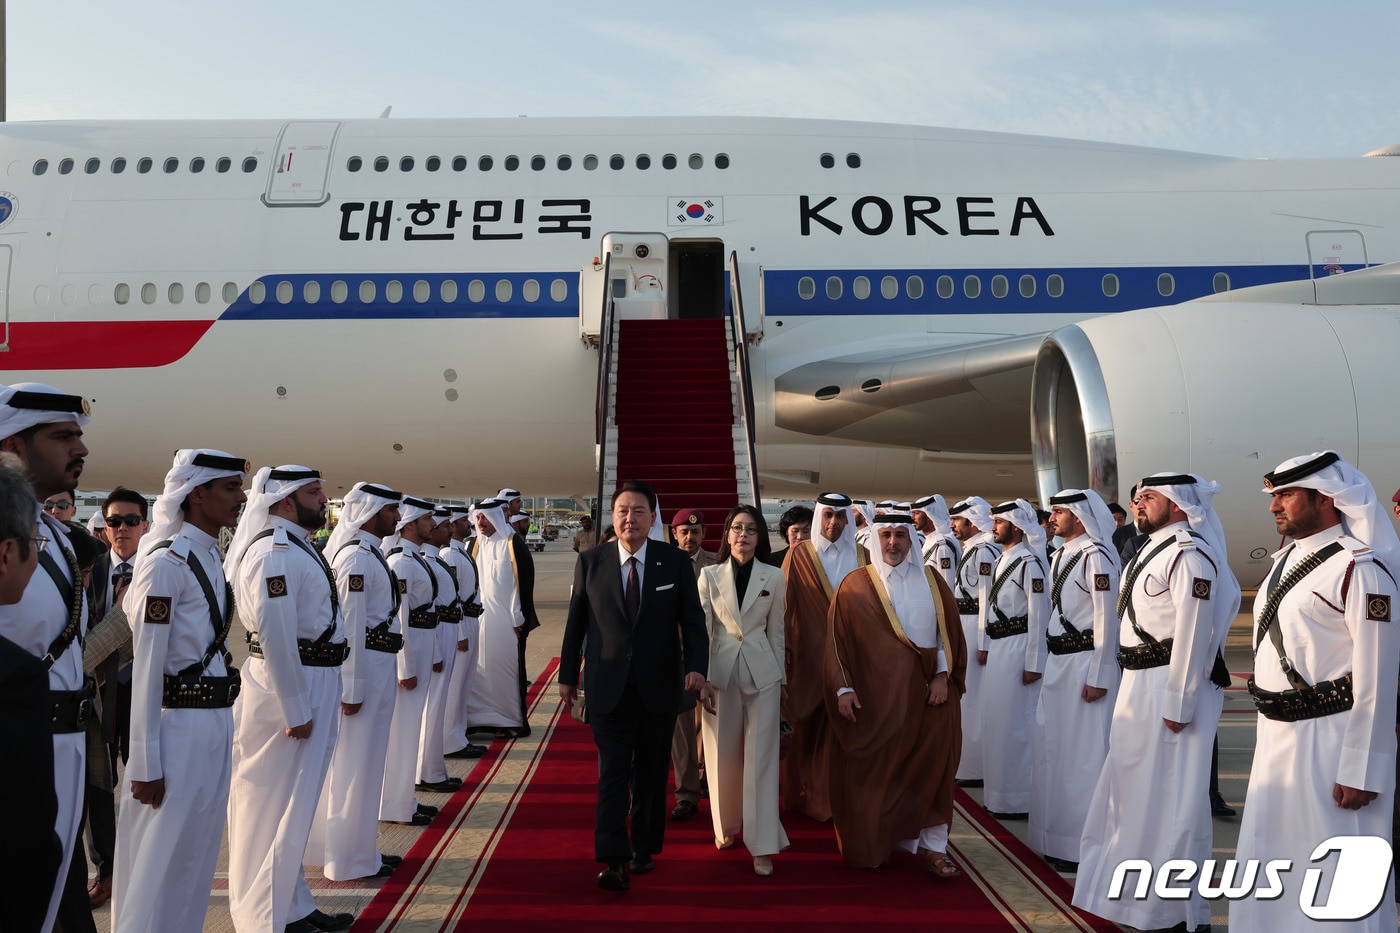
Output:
top-left (356, 660), bottom-right (1117, 932)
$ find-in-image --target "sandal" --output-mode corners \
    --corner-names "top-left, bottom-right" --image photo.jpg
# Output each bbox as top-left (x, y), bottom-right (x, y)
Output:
top-left (923, 851), bottom-right (961, 880)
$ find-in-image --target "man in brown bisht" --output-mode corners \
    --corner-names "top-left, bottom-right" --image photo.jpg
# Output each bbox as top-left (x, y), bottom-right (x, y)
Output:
top-left (781, 492), bottom-right (866, 820)
top-left (824, 511), bottom-right (966, 877)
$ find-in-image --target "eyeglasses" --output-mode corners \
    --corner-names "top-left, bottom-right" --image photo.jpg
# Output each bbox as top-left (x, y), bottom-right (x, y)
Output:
top-left (32, 532), bottom-right (50, 552)
top-left (728, 524), bottom-right (760, 536)
top-left (43, 500), bottom-right (73, 511)
top-left (105, 513), bottom-right (145, 528)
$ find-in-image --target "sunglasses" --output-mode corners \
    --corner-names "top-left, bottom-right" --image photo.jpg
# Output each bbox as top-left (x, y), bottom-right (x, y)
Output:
top-left (105, 513), bottom-right (145, 528)
top-left (44, 500), bottom-right (73, 511)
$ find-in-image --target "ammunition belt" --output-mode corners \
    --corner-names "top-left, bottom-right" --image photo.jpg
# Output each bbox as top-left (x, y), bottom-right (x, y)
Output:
top-left (985, 614), bottom-right (1028, 639)
top-left (956, 597), bottom-right (979, 615)
top-left (51, 678), bottom-right (97, 733)
top-left (1046, 629), bottom-right (1096, 655)
top-left (365, 625), bottom-right (404, 654)
top-left (162, 669), bottom-right (241, 708)
top-left (246, 632), bottom-right (350, 667)
top-left (407, 606), bottom-right (439, 630)
top-left (462, 599), bottom-right (484, 618)
top-left (1117, 638), bottom-right (1174, 671)
top-left (438, 603), bottom-right (462, 624)
top-left (1248, 673), bottom-right (1354, 722)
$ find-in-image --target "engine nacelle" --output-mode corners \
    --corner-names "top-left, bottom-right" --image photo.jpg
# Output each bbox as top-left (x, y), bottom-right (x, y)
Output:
top-left (1032, 267), bottom-right (1400, 585)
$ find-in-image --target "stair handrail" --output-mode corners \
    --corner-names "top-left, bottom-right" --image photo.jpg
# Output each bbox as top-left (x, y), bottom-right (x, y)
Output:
top-left (727, 251), bottom-right (763, 507)
top-left (594, 252), bottom-right (615, 524)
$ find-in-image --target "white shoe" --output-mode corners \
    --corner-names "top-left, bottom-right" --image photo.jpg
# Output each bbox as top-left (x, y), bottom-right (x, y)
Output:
top-left (753, 855), bottom-right (773, 876)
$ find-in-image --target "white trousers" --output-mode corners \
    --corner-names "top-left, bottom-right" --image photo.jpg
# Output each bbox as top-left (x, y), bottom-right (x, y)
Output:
top-left (40, 732), bottom-right (85, 933)
top-left (699, 657), bottom-right (789, 857)
top-left (955, 612), bottom-right (984, 780)
top-left (980, 630), bottom-right (1039, 812)
top-left (442, 617), bottom-right (480, 753)
top-left (417, 622), bottom-right (458, 782)
top-left (380, 626), bottom-right (434, 822)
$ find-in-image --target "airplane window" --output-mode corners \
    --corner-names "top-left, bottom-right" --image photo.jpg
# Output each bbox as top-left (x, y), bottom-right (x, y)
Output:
top-left (715, 153), bottom-right (730, 169)
top-left (347, 157), bottom-right (363, 173)
top-left (479, 156), bottom-right (493, 172)
top-left (359, 280), bottom-right (376, 303)
top-left (400, 156), bottom-right (415, 172)
top-left (551, 278), bottom-right (568, 302)
top-left (248, 281), bottom-right (265, 304)
top-left (59, 159), bottom-right (74, 175)
top-left (87, 158), bottom-right (101, 174)
top-left (609, 155), bottom-right (624, 170)
top-left (452, 156), bottom-right (467, 172)
top-left (441, 280), bottom-right (458, 302)
top-left (662, 154), bottom-right (677, 170)
top-left (505, 156), bottom-right (520, 171)
top-left (1019, 274), bottom-right (1036, 298)
top-left (468, 279), bottom-right (486, 302)
top-left (962, 276), bottom-right (980, 299)
top-left (33, 159), bottom-right (48, 175)
top-left (636, 155), bottom-right (651, 170)
top-left (190, 157), bottom-right (205, 173)
top-left (936, 275), bottom-right (954, 299)
top-left (689, 153), bottom-right (704, 169)
top-left (1158, 272), bottom-right (1175, 297)
top-left (825, 276), bottom-right (843, 300)
top-left (385, 280), bottom-right (403, 304)
top-left (820, 153), bottom-right (835, 169)
top-left (1213, 272), bottom-right (1230, 293)
top-left (242, 157), bottom-right (258, 173)
top-left (222, 282), bottom-right (238, 303)
top-left (413, 280), bottom-right (430, 303)
top-left (531, 156), bottom-right (545, 171)
top-left (853, 276), bottom-right (871, 299)
top-left (991, 275), bottom-right (1009, 298)
top-left (558, 155), bottom-right (572, 171)
top-left (584, 155), bottom-right (599, 171)
top-left (275, 281), bottom-right (293, 304)
top-left (1101, 273), bottom-right (1119, 297)
top-left (907, 275), bottom-right (925, 299)
top-left (163, 158), bottom-right (178, 174)
top-left (114, 283), bottom-right (129, 304)
top-left (846, 153), bottom-right (861, 168)
top-left (374, 157), bottom-right (389, 173)
top-left (139, 283), bottom-right (156, 304)
top-left (303, 281), bottom-right (319, 304)
top-left (195, 282), bottom-right (210, 304)
top-left (797, 277), bottom-right (815, 300)
top-left (331, 280), bottom-right (348, 304)
top-left (426, 156), bottom-right (441, 172)
top-left (89, 284), bottom-right (104, 305)
top-left (1047, 274), bottom-right (1064, 297)
top-left (496, 279), bottom-right (513, 302)
top-left (113, 158), bottom-right (128, 174)
top-left (216, 157), bottom-right (231, 173)
top-left (138, 157), bottom-right (153, 174)
top-left (881, 275), bottom-right (899, 299)
top-left (523, 279), bottom-right (540, 302)
top-left (169, 283), bottom-right (184, 304)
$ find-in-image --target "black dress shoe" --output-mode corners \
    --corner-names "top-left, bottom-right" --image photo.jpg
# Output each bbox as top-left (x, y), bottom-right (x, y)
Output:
top-left (285, 921), bottom-right (316, 933)
top-left (988, 811), bottom-right (1029, 820)
top-left (596, 862), bottom-right (630, 892)
top-left (387, 811), bottom-right (432, 826)
top-left (380, 854), bottom-right (403, 867)
top-left (416, 778), bottom-right (460, 793)
top-left (416, 803), bottom-right (440, 817)
top-left (955, 778), bottom-right (984, 788)
top-left (1045, 856), bottom-right (1079, 873)
top-left (1210, 791), bottom-right (1236, 817)
top-left (301, 908), bottom-right (355, 932)
top-left (445, 744), bottom-right (487, 759)
top-left (671, 799), bottom-right (698, 821)
top-left (629, 853), bottom-right (655, 874)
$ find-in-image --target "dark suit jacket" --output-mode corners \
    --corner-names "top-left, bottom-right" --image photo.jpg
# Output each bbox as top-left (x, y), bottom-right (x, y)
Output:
top-left (560, 539), bottom-right (707, 716)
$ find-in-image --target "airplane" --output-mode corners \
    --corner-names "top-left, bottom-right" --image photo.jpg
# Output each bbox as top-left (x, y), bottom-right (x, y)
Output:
top-left (1, 114), bottom-right (1398, 583)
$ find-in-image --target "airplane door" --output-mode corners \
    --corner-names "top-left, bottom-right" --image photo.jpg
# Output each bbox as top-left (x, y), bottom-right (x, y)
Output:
top-left (1308, 230), bottom-right (1367, 278)
top-left (264, 121), bottom-right (341, 206)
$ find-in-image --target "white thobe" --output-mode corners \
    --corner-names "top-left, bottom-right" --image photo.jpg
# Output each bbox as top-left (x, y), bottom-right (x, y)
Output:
top-left (440, 540), bottom-right (481, 754)
top-left (979, 541), bottom-right (1046, 813)
top-left (953, 533), bottom-right (997, 781)
top-left (1028, 536), bottom-right (1120, 862)
top-left (380, 541), bottom-right (439, 822)
top-left (1231, 527), bottom-right (1400, 930)
top-left (463, 533), bottom-right (525, 729)
top-left (922, 531), bottom-right (962, 592)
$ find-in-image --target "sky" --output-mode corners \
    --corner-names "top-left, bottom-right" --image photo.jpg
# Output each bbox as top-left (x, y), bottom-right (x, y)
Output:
top-left (7, 1), bottom-right (1400, 158)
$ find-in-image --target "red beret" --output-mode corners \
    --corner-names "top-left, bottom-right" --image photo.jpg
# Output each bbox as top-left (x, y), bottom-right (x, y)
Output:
top-left (1392, 488), bottom-right (1400, 504)
top-left (670, 508), bottom-right (704, 528)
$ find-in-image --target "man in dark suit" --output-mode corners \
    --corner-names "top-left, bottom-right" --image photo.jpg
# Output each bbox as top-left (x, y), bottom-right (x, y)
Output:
top-left (559, 480), bottom-right (708, 892)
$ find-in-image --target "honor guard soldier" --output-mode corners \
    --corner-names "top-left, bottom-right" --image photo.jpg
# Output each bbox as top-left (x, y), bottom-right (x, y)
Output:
top-left (912, 494), bottom-right (961, 590)
top-left (1074, 472), bottom-right (1239, 933)
top-left (980, 499), bottom-right (1049, 819)
top-left (947, 496), bottom-right (998, 785)
top-left (417, 509), bottom-right (464, 794)
top-left (225, 465), bottom-right (352, 933)
top-left (378, 497), bottom-right (442, 827)
top-left (312, 482), bottom-right (404, 881)
top-left (441, 506), bottom-right (485, 761)
top-left (110, 450), bottom-right (248, 932)
top-left (1028, 489), bottom-right (1121, 873)
top-left (0, 382), bottom-right (94, 932)
top-left (1231, 453), bottom-right (1400, 931)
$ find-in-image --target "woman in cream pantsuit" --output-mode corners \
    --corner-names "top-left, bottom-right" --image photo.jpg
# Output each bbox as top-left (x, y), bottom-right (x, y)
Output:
top-left (698, 504), bottom-right (790, 876)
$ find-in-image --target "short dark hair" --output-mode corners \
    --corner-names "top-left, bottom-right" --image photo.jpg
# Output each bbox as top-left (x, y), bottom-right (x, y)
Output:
top-left (0, 464), bottom-right (36, 560)
top-left (778, 505), bottom-right (814, 536)
top-left (1107, 502), bottom-right (1126, 518)
top-left (714, 504), bottom-right (772, 564)
top-left (103, 486), bottom-right (149, 520)
top-left (615, 479), bottom-right (657, 512)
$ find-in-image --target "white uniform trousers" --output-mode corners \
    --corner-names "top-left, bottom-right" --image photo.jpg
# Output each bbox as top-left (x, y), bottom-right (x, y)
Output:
top-left (1028, 649), bottom-right (1115, 861)
top-left (111, 707), bottom-right (233, 933)
top-left (955, 612), bottom-right (985, 780)
top-left (699, 655), bottom-right (790, 857)
top-left (417, 622), bottom-right (458, 782)
top-left (442, 616), bottom-right (480, 753)
top-left (306, 646), bottom-right (397, 881)
top-left (980, 630), bottom-right (1039, 813)
top-left (39, 732), bottom-right (86, 932)
top-left (380, 626), bottom-right (435, 822)
top-left (227, 661), bottom-right (340, 933)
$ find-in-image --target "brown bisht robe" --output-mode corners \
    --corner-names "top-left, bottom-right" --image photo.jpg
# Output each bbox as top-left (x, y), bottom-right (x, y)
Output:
top-left (781, 539), bottom-right (867, 820)
top-left (823, 564), bottom-right (967, 868)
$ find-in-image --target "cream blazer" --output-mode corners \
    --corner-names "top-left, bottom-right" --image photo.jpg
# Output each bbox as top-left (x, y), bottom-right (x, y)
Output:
top-left (699, 558), bottom-right (786, 693)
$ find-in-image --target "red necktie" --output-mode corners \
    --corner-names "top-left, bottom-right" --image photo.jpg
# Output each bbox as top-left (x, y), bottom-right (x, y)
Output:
top-left (625, 556), bottom-right (640, 622)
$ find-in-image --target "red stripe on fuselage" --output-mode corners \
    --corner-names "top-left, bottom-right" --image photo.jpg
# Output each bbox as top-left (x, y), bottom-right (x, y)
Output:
top-left (0, 321), bottom-right (213, 370)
